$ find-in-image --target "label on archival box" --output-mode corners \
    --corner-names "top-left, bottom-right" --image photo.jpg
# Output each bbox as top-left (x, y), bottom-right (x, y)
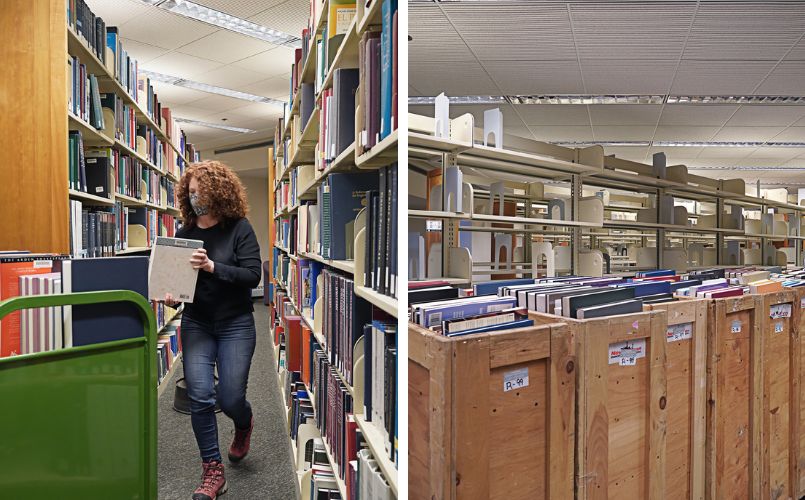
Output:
top-left (731, 320), bottom-right (742, 334)
top-left (609, 339), bottom-right (646, 366)
top-left (666, 322), bottom-right (693, 343)
top-left (769, 303), bottom-right (792, 319)
top-left (33, 260), bottom-right (52, 268)
top-left (503, 367), bottom-right (529, 392)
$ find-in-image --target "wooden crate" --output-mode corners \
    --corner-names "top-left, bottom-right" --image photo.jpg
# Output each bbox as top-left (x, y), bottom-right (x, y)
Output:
top-left (529, 309), bottom-right (668, 500)
top-left (704, 295), bottom-right (763, 500)
top-left (645, 299), bottom-right (708, 500)
top-left (408, 321), bottom-right (575, 500)
top-left (756, 290), bottom-right (801, 500)
top-left (796, 288), bottom-right (805, 497)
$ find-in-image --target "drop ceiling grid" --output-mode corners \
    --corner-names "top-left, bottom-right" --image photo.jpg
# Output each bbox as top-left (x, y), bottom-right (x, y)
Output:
top-left (193, 0), bottom-right (289, 19)
top-left (247, 0), bottom-right (310, 37)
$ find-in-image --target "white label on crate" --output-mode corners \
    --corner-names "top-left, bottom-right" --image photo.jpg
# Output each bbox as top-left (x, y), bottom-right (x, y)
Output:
top-left (800, 297), bottom-right (805, 309)
top-left (775, 322), bottom-right (784, 334)
top-left (32, 260), bottom-right (52, 269)
top-left (503, 367), bottom-right (529, 392)
top-left (609, 339), bottom-right (646, 365)
top-left (667, 322), bottom-right (694, 343)
top-left (731, 320), bottom-right (742, 334)
top-left (95, 186), bottom-right (103, 193)
top-left (769, 304), bottom-right (792, 319)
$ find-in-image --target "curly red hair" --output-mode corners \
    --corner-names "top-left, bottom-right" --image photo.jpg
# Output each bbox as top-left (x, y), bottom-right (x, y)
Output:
top-left (178, 160), bottom-right (249, 227)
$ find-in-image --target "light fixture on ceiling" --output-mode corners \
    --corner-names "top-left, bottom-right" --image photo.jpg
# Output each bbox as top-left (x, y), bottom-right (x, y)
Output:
top-left (140, 70), bottom-right (285, 106)
top-left (688, 166), bottom-right (805, 171)
top-left (409, 94), bottom-right (805, 105)
top-left (551, 140), bottom-right (805, 148)
top-left (552, 141), bottom-right (652, 147)
top-left (174, 117), bottom-right (256, 133)
top-left (141, 0), bottom-right (301, 47)
top-left (511, 95), bottom-right (666, 105)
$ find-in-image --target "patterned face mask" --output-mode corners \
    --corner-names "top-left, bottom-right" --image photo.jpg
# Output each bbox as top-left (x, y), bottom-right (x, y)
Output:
top-left (189, 192), bottom-right (210, 216)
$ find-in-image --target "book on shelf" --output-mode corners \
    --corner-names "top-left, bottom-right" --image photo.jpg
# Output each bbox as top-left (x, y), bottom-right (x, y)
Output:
top-left (326, 1), bottom-right (357, 68)
top-left (67, 0), bottom-right (107, 63)
top-left (319, 171), bottom-right (379, 260)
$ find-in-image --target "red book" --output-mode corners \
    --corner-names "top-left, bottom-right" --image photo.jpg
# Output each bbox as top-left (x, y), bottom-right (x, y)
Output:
top-left (705, 287), bottom-right (744, 299)
top-left (408, 280), bottom-right (450, 290)
top-left (0, 255), bottom-right (63, 357)
top-left (637, 275), bottom-right (681, 282)
top-left (285, 316), bottom-right (303, 372)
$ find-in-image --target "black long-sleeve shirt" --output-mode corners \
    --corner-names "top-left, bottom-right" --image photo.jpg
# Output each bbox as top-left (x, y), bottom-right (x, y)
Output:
top-left (176, 217), bottom-right (262, 322)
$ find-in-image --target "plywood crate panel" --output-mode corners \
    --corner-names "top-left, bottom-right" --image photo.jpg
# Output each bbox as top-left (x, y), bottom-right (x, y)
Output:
top-left (530, 309), bottom-right (667, 500)
top-left (408, 321), bottom-right (575, 500)
top-left (757, 290), bottom-right (800, 500)
top-left (645, 299), bottom-right (708, 500)
top-left (705, 295), bottom-right (762, 500)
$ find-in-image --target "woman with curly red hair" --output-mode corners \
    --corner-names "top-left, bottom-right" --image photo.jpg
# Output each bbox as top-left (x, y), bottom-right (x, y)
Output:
top-left (165, 160), bottom-right (261, 500)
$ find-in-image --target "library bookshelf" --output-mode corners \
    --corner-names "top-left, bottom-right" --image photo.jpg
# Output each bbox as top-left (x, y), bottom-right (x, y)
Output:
top-left (268, 0), bottom-right (399, 496)
top-left (408, 111), bottom-right (805, 284)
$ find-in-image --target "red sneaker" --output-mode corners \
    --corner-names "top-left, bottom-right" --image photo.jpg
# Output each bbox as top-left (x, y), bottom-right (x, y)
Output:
top-left (192, 460), bottom-right (227, 500)
top-left (228, 416), bottom-right (254, 462)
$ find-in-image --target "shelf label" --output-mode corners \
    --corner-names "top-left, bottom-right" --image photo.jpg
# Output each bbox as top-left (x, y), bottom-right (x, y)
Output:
top-left (800, 297), bottom-right (805, 309)
top-left (775, 322), bottom-right (784, 334)
top-left (667, 322), bottom-right (693, 343)
top-left (731, 320), bottom-right (742, 334)
top-left (609, 339), bottom-right (646, 366)
top-left (33, 260), bottom-right (52, 269)
top-left (503, 367), bottom-right (529, 392)
top-left (769, 304), bottom-right (792, 319)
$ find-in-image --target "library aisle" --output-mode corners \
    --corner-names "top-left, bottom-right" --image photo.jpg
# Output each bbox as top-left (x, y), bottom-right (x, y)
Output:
top-left (158, 306), bottom-right (297, 500)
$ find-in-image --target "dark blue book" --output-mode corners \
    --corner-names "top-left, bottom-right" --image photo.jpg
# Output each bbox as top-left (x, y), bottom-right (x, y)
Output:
top-left (473, 278), bottom-right (535, 296)
top-left (328, 172), bottom-right (379, 261)
top-left (636, 269), bottom-right (676, 278)
top-left (446, 319), bottom-right (534, 337)
top-left (62, 256), bottom-right (149, 347)
top-left (670, 279), bottom-right (702, 293)
top-left (619, 281), bottom-right (671, 297)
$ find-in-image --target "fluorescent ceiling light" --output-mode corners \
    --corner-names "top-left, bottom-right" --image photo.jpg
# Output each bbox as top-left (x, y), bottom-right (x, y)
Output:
top-left (655, 141), bottom-right (805, 148)
top-left (553, 141), bottom-right (651, 147)
top-left (511, 95), bottom-right (665, 105)
top-left (688, 166), bottom-right (805, 171)
top-left (140, 70), bottom-right (285, 106)
top-left (410, 94), bottom-right (805, 105)
top-left (143, 0), bottom-right (300, 47)
top-left (174, 117), bottom-right (256, 134)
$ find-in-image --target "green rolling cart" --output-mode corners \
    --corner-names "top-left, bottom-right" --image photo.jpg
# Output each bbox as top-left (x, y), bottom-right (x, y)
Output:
top-left (0, 290), bottom-right (157, 499)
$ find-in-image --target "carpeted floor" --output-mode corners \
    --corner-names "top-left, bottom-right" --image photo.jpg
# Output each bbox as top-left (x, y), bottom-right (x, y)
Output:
top-left (158, 303), bottom-right (299, 500)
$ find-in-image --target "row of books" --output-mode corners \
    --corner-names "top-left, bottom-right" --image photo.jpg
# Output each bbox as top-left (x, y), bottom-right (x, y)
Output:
top-left (101, 92), bottom-right (164, 170)
top-left (157, 321), bottom-right (182, 386)
top-left (275, 178), bottom-right (296, 217)
top-left (357, 0), bottom-right (398, 156)
top-left (69, 55), bottom-right (104, 130)
top-left (68, 200), bottom-right (126, 258)
top-left (0, 255), bottom-right (149, 358)
top-left (320, 68), bottom-right (358, 167)
top-left (363, 165), bottom-right (397, 298)
top-left (68, 0), bottom-right (198, 178)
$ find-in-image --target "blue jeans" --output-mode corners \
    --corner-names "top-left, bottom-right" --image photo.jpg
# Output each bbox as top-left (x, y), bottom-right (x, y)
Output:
top-left (181, 312), bottom-right (256, 462)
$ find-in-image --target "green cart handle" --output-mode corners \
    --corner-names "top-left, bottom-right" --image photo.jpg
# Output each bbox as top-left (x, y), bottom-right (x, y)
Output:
top-left (0, 290), bottom-right (158, 499)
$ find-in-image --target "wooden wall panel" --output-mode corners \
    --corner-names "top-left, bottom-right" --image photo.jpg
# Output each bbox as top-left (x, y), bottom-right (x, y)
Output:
top-left (0, 0), bottom-right (68, 253)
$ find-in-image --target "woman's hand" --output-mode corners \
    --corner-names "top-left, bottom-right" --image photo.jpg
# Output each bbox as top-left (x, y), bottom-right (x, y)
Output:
top-left (164, 293), bottom-right (179, 307)
top-left (190, 248), bottom-right (215, 273)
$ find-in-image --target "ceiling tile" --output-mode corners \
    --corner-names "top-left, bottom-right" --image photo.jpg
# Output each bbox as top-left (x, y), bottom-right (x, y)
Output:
top-left (516, 105), bottom-right (591, 126)
top-left (483, 60), bottom-right (584, 94)
top-left (527, 125), bottom-right (594, 142)
top-left (652, 126), bottom-right (721, 142)
top-left (182, 94), bottom-right (253, 114)
top-left (671, 60), bottom-right (777, 94)
top-left (696, 147), bottom-right (758, 159)
top-left (195, 65), bottom-right (268, 89)
top-left (771, 127), bottom-right (805, 142)
top-left (725, 105), bottom-right (805, 127)
top-left (588, 105), bottom-right (662, 126)
top-left (746, 147), bottom-right (805, 161)
top-left (177, 30), bottom-right (274, 64)
top-left (593, 126), bottom-right (653, 141)
top-left (599, 146), bottom-right (650, 162)
top-left (84, 0), bottom-right (153, 25)
top-left (647, 146), bottom-right (705, 158)
top-left (582, 59), bottom-right (678, 94)
top-left (410, 61), bottom-right (501, 96)
top-left (150, 82), bottom-right (210, 105)
top-left (240, 77), bottom-right (291, 100)
top-left (711, 126), bottom-right (786, 142)
top-left (247, 0), bottom-right (309, 37)
top-left (143, 51), bottom-right (224, 78)
top-left (754, 61), bottom-right (805, 95)
top-left (164, 104), bottom-right (220, 121)
top-left (658, 105), bottom-right (739, 126)
top-left (119, 38), bottom-right (170, 63)
top-left (119, 8), bottom-right (219, 50)
top-left (231, 46), bottom-right (297, 77)
top-left (193, 0), bottom-right (287, 19)
top-left (409, 6), bottom-right (475, 63)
